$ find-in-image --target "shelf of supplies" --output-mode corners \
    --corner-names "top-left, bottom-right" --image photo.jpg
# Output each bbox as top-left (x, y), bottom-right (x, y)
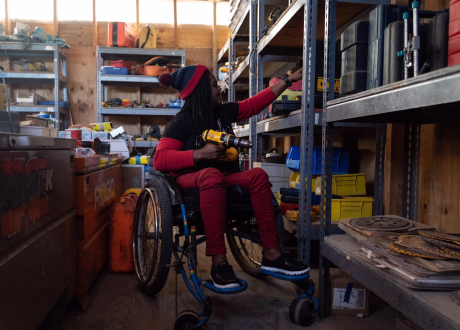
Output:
top-left (257, 0), bottom-right (371, 56)
top-left (324, 235), bottom-right (460, 330)
top-left (0, 42), bottom-right (67, 58)
top-left (10, 105), bottom-right (68, 115)
top-left (133, 140), bottom-right (158, 148)
top-left (326, 65), bottom-right (460, 124)
top-left (98, 46), bottom-right (185, 62)
top-left (284, 217), bottom-right (343, 239)
top-left (2, 71), bottom-right (67, 84)
top-left (100, 74), bottom-right (159, 85)
top-left (232, 56), bottom-right (297, 84)
top-left (99, 108), bottom-right (179, 116)
top-left (217, 36), bottom-right (250, 63)
top-left (231, 3), bottom-right (251, 38)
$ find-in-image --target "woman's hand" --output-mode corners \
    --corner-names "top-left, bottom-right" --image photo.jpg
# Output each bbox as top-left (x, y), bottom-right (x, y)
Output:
top-left (193, 143), bottom-right (226, 163)
top-left (288, 68), bottom-right (303, 83)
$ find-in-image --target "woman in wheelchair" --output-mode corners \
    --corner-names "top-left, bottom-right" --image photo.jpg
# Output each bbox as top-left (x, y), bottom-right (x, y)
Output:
top-left (154, 64), bottom-right (309, 289)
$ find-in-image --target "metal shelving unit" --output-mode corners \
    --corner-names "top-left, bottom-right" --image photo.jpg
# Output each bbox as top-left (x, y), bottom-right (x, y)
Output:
top-left (96, 46), bottom-right (185, 123)
top-left (226, 0), bottom-right (375, 266)
top-left (318, 0), bottom-right (460, 327)
top-left (0, 43), bottom-right (69, 129)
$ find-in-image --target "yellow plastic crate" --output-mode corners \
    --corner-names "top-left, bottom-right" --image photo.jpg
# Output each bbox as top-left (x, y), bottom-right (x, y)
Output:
top-left (331, 197), bottom-right (373, 222)
top-left (331, 173), bottom-right (366, 196)
top-left (289, 172), bottom-right (317, 192)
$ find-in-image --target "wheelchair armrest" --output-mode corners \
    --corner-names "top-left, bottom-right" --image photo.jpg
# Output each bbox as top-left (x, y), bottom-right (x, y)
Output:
top-left (148, 170), bottom-right (184, 206)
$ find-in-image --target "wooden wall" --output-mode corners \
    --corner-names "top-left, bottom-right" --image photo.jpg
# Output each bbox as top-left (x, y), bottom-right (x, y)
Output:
top-left (10, 19), bottom-right (231, 133)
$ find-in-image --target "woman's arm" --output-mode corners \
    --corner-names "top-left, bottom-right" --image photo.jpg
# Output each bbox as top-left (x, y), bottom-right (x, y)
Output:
top-left (236, 68), bottom-right (303, 122)
top-left (153, 138), bottom-right (195, 172)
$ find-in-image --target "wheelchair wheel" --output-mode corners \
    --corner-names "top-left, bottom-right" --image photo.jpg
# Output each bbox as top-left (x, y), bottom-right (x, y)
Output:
top-left (133, 179), bottom-right (173, 297)
top-left (228, 205), bottom-right (285, 278)
top-left (227, 217), bottom-right (266, 278)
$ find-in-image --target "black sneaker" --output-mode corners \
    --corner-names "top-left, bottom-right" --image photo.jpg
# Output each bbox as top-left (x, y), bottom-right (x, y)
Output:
top-left (261, 254), bottom-right (310, 276)
top-left (210, 262), bottom-right (240, 289)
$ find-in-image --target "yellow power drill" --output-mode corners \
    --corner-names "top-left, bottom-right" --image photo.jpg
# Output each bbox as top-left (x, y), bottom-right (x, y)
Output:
top-left (202, 129), bottom-right (253, 161)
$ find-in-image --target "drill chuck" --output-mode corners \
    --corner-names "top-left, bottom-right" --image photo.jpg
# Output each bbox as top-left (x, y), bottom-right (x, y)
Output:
top-left (232, 136), bottom-right (253, 148)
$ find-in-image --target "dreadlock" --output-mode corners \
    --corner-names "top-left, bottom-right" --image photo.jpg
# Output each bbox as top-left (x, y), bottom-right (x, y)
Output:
top-left (178, 70), bottom-right (214, 138)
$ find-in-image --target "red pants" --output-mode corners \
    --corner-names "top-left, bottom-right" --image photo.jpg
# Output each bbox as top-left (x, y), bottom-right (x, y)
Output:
top-left (176, 168), bottom-right (279, 255)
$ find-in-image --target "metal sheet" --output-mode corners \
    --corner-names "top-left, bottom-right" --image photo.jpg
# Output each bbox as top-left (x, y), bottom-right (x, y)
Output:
top-left (326, 65), bottom-right (460, 123)
top-left (0, 147), bottom-right (75, 255)
top-left (349, 216), bottom-right (414, 231)
top-left (122, 164), bottom-right (146, 193)
top-left (395, 236), bottom-right (460, 260)
top-left (324, 235), bottom-right (460, 330)
top-left (0, 210), bottom-right (76, 330)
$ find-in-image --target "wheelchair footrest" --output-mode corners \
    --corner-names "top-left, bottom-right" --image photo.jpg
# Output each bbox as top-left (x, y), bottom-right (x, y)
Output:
top-left (261, 269), bottom-right (310, 281)
top-left (200, 278), bottom-right (249, 294)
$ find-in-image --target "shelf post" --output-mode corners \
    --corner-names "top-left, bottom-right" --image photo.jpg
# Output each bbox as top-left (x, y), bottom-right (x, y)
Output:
top-left (319, 0), bottom-right (337, 318)
top-left (402, 122), bottom-right (421, 221)
top-left (54, 45), bottom-right (60, 130)
top-left (298, 0), bottom-right (319, 267)
top-left (228, 38), bottom-right (235, 103)
top-left (249, 0), bottom-right (258, 167)
top-left (374, 123), bottom-right (387, 215)
top-left (97, 46), bottom-right (102, 123)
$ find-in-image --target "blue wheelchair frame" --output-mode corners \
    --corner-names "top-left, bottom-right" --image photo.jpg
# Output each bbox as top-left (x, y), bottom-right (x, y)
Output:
top-left (173, 200), bottom-right (318, 329)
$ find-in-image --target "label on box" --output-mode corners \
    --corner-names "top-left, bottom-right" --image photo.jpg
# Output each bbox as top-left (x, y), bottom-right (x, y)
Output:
top-left (332, 288), bottom-right (366, 310)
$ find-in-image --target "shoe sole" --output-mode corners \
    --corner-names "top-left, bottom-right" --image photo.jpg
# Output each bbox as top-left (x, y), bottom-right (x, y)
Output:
top-left (261, 266), bottom-right (310, 276)
top-left (210, 275), bottom-right (240, 289)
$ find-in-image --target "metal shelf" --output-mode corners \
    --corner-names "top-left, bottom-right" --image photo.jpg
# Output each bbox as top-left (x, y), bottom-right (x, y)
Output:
top-left (99, 108), bottom-right (180, 116)
top-left (231, 3), bottom-right (251, 38)
top-left (323, 235), bottom-right (460, 330)
top-left (218, 36), bottom-right (249, 63)
top-left (98, 46), bottom-right (185, 62)
top-left (96, 46), bottom-right (186, 123)
top-left (232, 56), bottom-right (298, 84)
top-left (0, 43), bottom-right (69, 129)
top-left (2, 72), bottom-right (67, 84)
top-left (10, 105), bottom-right (68, 115)
top-left (0, 42), bottom-right (67, 58)
top-left (100, 74), bottom-right (159, 86)
top-left (326, 65), bottom-right (460, 124)
top-left (284, 218), bottom-right (343, 240)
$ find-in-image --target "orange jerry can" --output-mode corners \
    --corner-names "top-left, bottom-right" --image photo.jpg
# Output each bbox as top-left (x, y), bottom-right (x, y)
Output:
top-left (108, 189), bottom-right (141, 273)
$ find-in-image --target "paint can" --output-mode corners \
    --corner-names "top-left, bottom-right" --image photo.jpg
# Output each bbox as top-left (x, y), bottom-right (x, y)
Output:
top-left (65, 128), bottom-right (82, 147)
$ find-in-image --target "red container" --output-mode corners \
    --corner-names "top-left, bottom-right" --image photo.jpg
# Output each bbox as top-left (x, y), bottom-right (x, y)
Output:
top-left (448, 52), bottom-right (460, 66)
top-left (108, 22), bottom-right (137, 48)
top-left (108, 190), bottom-right (140, 273)
top-left (65, 128), bottom-right (82, 147)
top-left (111, 60), bottom-right (132, 71)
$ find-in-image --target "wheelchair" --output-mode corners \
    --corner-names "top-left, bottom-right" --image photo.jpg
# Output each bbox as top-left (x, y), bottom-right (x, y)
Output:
top-left (132, 171), bottom-right (319, 329)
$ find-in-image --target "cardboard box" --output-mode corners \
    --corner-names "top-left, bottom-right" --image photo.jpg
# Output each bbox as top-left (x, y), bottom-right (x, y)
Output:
top-left (330, 269), bottom-right (369, 316)
top-left (20, 126), bottom-right (50, 137)
top-left (16, 92), bottom-right (46, 105)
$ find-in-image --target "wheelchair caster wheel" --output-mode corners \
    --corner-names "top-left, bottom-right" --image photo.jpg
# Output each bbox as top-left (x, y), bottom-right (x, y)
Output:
top-left (289, 297), bottom-right (316, 327)
top-left (174, 310), bottom-right (201, 330)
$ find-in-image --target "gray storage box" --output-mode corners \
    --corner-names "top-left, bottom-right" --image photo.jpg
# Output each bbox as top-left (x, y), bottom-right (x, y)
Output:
top-left (0, 111), bottom-right (20, 133)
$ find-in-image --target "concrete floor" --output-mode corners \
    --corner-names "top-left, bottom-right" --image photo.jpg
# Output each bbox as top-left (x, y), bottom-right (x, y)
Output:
top-left (61, 242), bottom-right (401, 330)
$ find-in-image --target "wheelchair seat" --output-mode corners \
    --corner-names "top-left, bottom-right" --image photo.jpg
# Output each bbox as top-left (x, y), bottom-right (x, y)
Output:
top-left (148, 171), bottom-right (255, 229)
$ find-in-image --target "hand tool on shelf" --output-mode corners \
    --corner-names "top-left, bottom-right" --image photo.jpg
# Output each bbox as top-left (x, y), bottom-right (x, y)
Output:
top-left (14, 59), bottom-right (47, 71)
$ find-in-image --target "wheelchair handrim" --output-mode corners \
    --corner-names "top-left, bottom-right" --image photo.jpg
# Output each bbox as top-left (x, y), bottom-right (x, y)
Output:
top-left (133, 188), bottom-right (162, 285)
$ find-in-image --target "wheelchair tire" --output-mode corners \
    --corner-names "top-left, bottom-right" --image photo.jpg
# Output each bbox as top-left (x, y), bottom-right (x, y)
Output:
top-left (133, 179), bottom-right (173, 297)
top-left (228, 200), bottom-right (285, 278)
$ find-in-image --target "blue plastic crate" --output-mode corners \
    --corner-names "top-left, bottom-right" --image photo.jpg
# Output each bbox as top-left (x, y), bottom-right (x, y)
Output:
top-left (37, 101), bottom-right (70, 107)
top-left (286, 146), bottom-right (350, 175)
top-left (169, 97), bottom-right (183, 109)
top-left (101, 66), bottom-right (128, 75)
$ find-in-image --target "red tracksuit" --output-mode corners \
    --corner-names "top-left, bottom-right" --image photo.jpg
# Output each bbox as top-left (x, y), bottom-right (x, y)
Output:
top-left (154, 87), bottom-right (278, 255)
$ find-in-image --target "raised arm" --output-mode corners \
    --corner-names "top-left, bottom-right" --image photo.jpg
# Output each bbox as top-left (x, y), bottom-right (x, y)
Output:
top-left (236, 68), bottom-right (303, 122)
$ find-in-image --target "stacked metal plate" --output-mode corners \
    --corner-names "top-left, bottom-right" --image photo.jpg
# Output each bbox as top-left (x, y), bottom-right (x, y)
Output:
top-left (340, 215), bottom-right (460, 290)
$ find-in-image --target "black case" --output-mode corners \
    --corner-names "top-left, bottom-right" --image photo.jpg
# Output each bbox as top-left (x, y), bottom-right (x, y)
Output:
top-left (367, 5), bottom-right (408, 89)
top-left (340, 20), bottom-right (369, 95)
top-left (426, 13), bottom-right (449, 70)
top-left (383, 21), bottom-right (428, 84)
